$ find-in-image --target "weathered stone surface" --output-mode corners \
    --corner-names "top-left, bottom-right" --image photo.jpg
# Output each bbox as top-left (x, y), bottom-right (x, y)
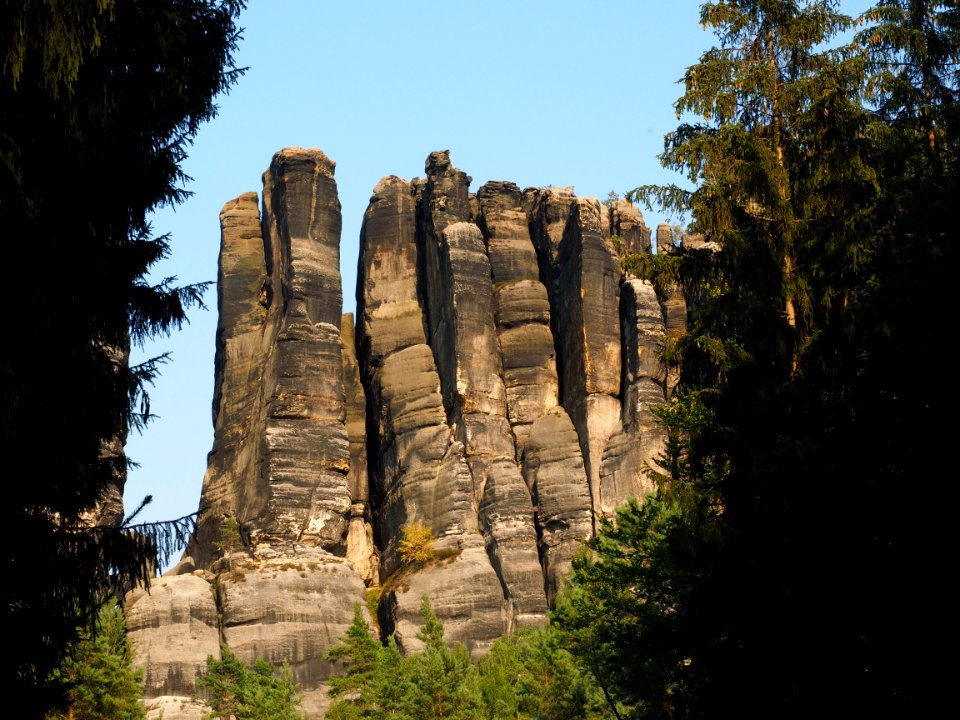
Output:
top-left (494, 280), bottom-right (552, 328)
top-left (266, 148), bottom-right (343, 328)
top-left (424, 222), bottom-right (507, 419)
top-left (379, 538), bottom-right (507, 656)
top-left (656, 223), bottom-right (686, 397)
top-left (218, 549), bottom-right (367, 690)
top-left (131, 149), bottom-right (367, 720)
top-left (608, 199), bottom-right (652, 255)
top-left (656, 222), bottom-right (674, 255)
top-left (211, 191), bottom-right (268, 436)
top-left (341, 314), bottom-right (377, 583)
top-left (355, 173), bottom-right (466, 580)
top-left (478, 182), bottom-right (559, 456)
top-left (527, 186), bottom-right (577, 275)
top-left (475, 452), bottom-right (548, 629)
top-left (556, 198), bottom-right (623, 523)
top-left (188, 192), bottom-right (271, 567)
top-left (417, 150), bottom-right (473, 236)
top-left (599, 279), bottom-right (668, 513)
top-left (189, 149), bottom-right (352, 564)
top-left (496, 321), bottom-right (559, 452)
top-left (356, 176), bottom-right (425, 373)
top-left (522, 407), bottom-right (593, 603)
top-left (125, 574), bottom-right (220, 698)
top-left (373, 343), bottom-right (475, 571)
top-left (620, 281), bottom-right (667, 420)
top-left (417, 176), bottom-right (547, 628)
top-left (255, 149), bottom-right (350, 550)
top-left (132, 148), bottom-right (699, 718)
top-left (143, 697), bottom-right (209, 720)
top-left (682, 231), bottom-right (720, 252)
top-left (477, 181), bottom-right (539, 285)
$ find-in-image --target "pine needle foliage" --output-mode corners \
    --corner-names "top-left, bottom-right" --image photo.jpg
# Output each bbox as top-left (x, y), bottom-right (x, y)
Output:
top-left (324, 597), bottom-right (607, 720)
top-left (46, 603), bottom-right (146, 720)
top-left (197, 647), bottom-right (303, 720)
top-left (1, 2), bottom-right (246, 716)
top-left (574, 0), bottom-right (960, 716)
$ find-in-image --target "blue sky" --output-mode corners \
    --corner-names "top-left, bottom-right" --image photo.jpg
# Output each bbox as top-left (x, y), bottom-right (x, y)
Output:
top-left (123, 0), bottom-right (870, 554)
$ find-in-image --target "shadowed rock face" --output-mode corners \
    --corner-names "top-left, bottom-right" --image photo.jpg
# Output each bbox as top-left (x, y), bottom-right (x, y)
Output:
top-left (128, 149), bottom-right (367, 719)
top-left (128, 148), bottom-right (679, 719)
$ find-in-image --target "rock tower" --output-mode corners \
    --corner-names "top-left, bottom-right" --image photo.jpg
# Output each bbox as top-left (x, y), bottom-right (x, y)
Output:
top-left (126, 148), bottom-right (680, 719)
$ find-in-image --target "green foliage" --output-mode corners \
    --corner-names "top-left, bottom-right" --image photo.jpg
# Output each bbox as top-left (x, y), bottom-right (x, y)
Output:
top-left (477, 627), bottom-right (607, 720)
top-left (214, 516), bottom-right (244, 555)
top-left (197, 646), bottom-right (303, 720)
top-left (403, 596), bottom-right (484, 720)
top-left (325, 604), bottom-right (383, 711)
top-left (45, 603), bottom-right (146, 720)
top-left (397, 523), bottom-right (435, 567)
top-left (599, 0), bottom-right (958, 716)
top-left (1, 2), bottom-right (245, 715)
top-left (365, 587), bottom-right (383, 632)
top-left (552, 493), bottom-right (723, 720)
top-left (324, 596), bottom-right (608, 720)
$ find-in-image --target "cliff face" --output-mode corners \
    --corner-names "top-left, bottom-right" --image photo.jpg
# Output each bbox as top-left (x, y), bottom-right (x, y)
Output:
top-left (126, 148), bottom-right (678, 718)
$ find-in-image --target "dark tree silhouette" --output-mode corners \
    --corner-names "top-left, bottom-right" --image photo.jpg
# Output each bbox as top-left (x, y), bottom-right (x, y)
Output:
top-left (1, 2), bottom-right (245, 716)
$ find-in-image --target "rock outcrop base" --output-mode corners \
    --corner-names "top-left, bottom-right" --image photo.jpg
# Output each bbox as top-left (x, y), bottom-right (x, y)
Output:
top-left (126, 148), bottom-right (683, 718)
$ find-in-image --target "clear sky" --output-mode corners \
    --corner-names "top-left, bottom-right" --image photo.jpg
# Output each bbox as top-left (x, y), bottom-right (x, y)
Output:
top-left (123, 0), bottom-right (870, 557)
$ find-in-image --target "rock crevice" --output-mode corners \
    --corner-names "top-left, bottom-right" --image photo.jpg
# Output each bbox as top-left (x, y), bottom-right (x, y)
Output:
top-left (127, 148), bottom-right (684, 719)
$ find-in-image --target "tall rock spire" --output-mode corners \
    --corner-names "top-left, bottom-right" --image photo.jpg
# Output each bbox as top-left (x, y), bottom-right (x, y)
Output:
top-left (127, 148), bottom-right (677, 719)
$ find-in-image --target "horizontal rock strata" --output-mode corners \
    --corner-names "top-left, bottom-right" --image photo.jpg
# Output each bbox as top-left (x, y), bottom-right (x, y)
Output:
top-left (128, 148), bottom-right (682, 719)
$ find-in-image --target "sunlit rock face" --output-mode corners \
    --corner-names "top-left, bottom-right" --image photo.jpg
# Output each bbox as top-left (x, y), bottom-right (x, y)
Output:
top-left (127, 148), bottom-right (677, 719)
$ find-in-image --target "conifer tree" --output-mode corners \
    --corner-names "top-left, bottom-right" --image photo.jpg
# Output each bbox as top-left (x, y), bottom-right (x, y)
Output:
top-left (556, 0), bottom-right (960, 715)
top-left (46, 604), bottom-right (146, 720)
top-left (197, 647), bottom-right (303, 720)
top-left (1, 2), bottom-right (246, 715)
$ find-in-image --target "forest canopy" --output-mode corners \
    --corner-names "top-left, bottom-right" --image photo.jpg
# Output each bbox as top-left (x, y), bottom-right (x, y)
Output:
top-left (567, 1), bottom-right (957, 717)
top-left (0, 2), bottom-right (245, 717)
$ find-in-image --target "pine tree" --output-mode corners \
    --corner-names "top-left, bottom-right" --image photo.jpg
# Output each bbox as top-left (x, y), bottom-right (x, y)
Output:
top-left (1, 2), bottom-right (246, 715)
top-left (197, 647), bottom-right (303, 720)
top-left (477, 626), bottom-right (605, 720)
top-left (46, 604), bottom-right (146, 720)
top-left (602, 0), bottom-right (957, 715)
top-left (395, 596), bottom-right (483, 720)
top-left (325, 604), bottom-right (385, 717)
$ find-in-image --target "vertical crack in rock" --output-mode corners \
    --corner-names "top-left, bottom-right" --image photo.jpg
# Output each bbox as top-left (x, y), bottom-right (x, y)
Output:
top-left (416, 154), bottom-right (547, 634)
top-left (258, 148), bottom-right (350, 550)
top-left (523, 407), bottom-right (593, 603)
top-left (129, 150), bottom-right (367, 718)
top-left (526, 186), bottom-right (577, 388)
top-left (128, 148), bottom-right (690, 719)
top-left (477, 181), bottom-right (591, 606)
top-left (656, 223), bottom-right (687, 398)
top-left (599, 279), bottom-right (669, 515)
top-left (477, 181), bottom-right (559, 455)
top-left (342, 313), bottom-right (378, 584)
top-left (356, 174), bottom-right (473, 557)
top-left (608, 199), bottom-right (653, 255)
top-left (356, 170), bottom-right (501, 654)
top-left (189, 191), bottom-right (273, 568)
top-left (555, 198), bottom-right (623, 529)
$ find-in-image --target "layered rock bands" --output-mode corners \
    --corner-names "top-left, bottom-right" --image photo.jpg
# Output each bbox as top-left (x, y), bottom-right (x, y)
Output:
top-left (126, 149), bottom-right (684, 719)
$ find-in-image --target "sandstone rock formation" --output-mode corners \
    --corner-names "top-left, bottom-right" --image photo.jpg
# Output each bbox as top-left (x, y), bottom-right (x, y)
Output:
top-left (127, 148), bottom-right (682, 718)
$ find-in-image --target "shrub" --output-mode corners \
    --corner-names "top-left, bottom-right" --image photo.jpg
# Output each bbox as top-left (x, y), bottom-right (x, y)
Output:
top-left (397, 523), bottom-right (434, 567)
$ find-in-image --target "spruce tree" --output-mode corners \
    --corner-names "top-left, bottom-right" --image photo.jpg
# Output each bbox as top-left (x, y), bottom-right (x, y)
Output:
top-left (197, 647), bottom-right (303, 720)
top-left (1, 2), bottom-right (245, 715)
top-left (46, 604), bottom-right (146, 720)
top-left (568, 0), bottom-right (960, 715)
